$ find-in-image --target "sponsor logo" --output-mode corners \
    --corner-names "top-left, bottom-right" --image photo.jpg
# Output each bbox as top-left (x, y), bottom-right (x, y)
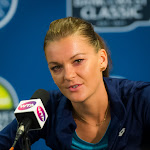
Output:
top-left (0, 76), bottom-right (19, 131)
top-left (37, 106), bottom-right (45, 122)
top-left (66, 0), bottom-right (150, 32)
top-left (0, 0), bottom-right (18, 29)
top-left (119, 128), bottom-right (126, 136)
top-left (18, 101), bottom-right (36, 110)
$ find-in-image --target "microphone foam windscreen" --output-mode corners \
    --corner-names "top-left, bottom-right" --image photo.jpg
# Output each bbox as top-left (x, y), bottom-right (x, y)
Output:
top-left (31, 89), bottom-right (50, 106)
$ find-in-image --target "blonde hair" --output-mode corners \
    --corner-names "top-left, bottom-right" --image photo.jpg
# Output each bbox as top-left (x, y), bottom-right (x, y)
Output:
top-left (44, 17), bottom-right (112, 77)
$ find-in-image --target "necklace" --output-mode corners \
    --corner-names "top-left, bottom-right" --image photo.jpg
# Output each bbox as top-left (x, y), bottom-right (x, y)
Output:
top-left (73, 102), bottom-right (109, 127)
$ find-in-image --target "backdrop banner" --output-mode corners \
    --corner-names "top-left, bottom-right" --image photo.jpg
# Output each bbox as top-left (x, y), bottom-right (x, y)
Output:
top-left (0, 0), bottom-right (150, 149)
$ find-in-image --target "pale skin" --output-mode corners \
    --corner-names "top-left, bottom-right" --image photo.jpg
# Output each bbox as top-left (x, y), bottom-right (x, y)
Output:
top-left (45, 34), bottom-right (111, 143)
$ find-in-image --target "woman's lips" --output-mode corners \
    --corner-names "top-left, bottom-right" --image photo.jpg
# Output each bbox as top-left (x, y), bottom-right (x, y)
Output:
top-left (68, 84), bottom-right (82, 91)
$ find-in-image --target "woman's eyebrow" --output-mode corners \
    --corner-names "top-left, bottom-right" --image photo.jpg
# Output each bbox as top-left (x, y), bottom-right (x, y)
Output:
top-left (48, 53), bottom-right (86, 65)
top-left (70, 53), bottom-right (86, 60)
top-left (48, 62), bottom-right (60, 65)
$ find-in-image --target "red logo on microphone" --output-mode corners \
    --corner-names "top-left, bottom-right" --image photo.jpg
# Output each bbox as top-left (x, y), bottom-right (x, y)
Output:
top-left (18, 101), bottom-right (36, 110)
top-left (37, 106), bottom-right (45, 122)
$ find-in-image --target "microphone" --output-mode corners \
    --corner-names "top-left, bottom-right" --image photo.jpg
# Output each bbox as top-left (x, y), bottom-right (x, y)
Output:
top-left (10, 89), bottom-right (49, 149)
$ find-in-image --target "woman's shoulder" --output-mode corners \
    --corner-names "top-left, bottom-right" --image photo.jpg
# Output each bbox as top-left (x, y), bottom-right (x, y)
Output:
top-left (104, 77), bottom-right (150, 94)
top-left (104, 77), bottom-right (150, 108)
top-left (45, 90), bottom-right (71, 113)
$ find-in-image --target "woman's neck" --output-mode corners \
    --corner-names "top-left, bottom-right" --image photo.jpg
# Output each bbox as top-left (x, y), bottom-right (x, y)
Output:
top-left (71, 81), bottom-right (108, 123)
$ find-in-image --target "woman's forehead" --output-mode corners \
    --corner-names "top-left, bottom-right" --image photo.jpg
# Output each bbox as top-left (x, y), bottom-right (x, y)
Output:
top-left (45, 36), bottom-right (95, 61)
top-left (45, 35), bottom-right (91, 52)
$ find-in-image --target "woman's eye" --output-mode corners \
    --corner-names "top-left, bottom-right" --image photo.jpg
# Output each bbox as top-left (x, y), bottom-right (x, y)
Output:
top-left (50, 66), bottom-right (62, 72)
top-left (74, 59), bottom-right (84, 64)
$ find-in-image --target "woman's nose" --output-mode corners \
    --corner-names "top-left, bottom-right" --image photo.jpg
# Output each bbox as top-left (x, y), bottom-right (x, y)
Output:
top-left (64, 65), bottom-right (76, 81)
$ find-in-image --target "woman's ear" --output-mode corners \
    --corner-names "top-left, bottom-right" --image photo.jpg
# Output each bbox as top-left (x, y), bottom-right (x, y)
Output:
top-left (98, 49), bottom-right (108, 71)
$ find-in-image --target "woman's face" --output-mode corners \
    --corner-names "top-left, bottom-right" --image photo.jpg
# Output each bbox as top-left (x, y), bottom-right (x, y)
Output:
top-left (45, 35), bottom-right (107, 103)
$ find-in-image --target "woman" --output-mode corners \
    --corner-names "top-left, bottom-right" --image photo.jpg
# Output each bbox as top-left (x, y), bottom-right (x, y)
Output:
top-left (0, 17), bottom-right (150, 150)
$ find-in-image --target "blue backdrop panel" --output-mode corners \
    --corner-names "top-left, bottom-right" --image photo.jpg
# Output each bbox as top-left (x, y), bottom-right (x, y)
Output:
top-left (0, 0), bottom-right (150, 149)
